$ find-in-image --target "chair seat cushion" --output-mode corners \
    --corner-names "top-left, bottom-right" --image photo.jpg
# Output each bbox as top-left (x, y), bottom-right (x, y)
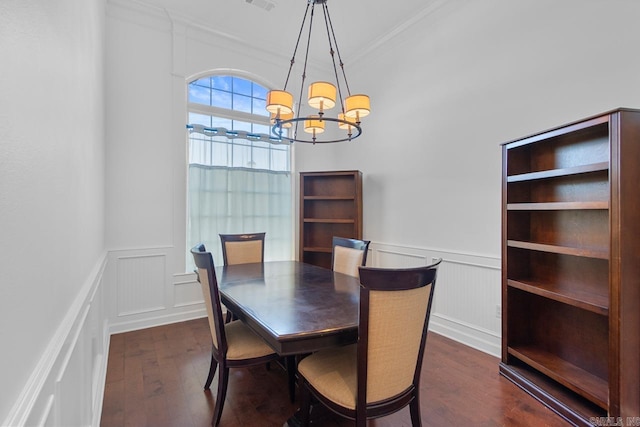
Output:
top-left (225, 320), bottom-right (276, 360)
top-left (298, 344), bottom-right (358, 409)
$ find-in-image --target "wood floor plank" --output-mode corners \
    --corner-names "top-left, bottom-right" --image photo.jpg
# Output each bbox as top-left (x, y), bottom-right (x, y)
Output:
top-left (101, 318), bottom-right (570, 427)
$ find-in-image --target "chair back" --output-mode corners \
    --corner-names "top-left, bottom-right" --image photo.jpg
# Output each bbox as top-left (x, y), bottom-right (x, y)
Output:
top-left (331, 236), bottom-right (371, 278)
top-left (191, 244), bottom-right (227, 355)
top-left (219, 232), bottom-right (266, 265)
top-left (356, 259), bottom-right (441, 407)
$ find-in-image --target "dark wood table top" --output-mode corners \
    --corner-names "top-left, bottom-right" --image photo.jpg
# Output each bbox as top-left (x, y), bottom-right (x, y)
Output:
top-left (216, 260), bottom-right (359, 356)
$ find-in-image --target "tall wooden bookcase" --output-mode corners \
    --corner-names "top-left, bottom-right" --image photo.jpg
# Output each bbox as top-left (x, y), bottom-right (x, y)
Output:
top-left (500, 108), bottom-right (640, 425)
top-left (299, 170), bottom-right (363, 269)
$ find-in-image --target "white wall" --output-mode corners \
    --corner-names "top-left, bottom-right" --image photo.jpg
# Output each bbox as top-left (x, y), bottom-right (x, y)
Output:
top-left (103, 1), bottom-right (299, 334)
top-left (4, 0), bottom-right (640, 423)
top-left (0, 0), bottom-right (107, 424)
top-left (102, 0), bottom-right (640, 346)
top-left (298, 0), bottom-right (640, 254)
top-left (103, 0), bottom-right (341, 335)
top-left (293, 0), bottom-right (640, 353)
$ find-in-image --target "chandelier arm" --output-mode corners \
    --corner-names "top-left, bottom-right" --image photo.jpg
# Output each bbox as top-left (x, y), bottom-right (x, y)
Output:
top-left (283, 2), bottom-right (311, 91)
top-left (324, 2), bottom-right (352, 97)
top-left (321, 2), bottom-right (345, 113)
top-left (273, 117), bottom-right (361, 144)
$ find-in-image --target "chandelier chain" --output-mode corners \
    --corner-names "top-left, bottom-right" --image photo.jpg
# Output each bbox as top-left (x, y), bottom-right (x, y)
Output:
top-left (321, 2), bottom-right (346, 114)
top-left (323, 1), bottom-right (352, 98)
top-left (283, 2), bottom-right (311, 91)
top-left (293, 1), bottom-right (317, 140)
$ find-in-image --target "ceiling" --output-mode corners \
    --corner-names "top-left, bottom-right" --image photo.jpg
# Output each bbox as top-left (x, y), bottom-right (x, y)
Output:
top-left (134, 0), bottom-right (443, 63)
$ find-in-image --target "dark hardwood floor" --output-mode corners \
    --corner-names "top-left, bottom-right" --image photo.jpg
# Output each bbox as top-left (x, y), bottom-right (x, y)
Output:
top-left (100, 318), bottom-right (569, 427)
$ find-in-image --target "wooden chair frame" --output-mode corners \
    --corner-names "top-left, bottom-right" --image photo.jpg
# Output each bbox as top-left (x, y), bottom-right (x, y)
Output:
top-left (299, 259), bottom-right (442, 427)
top-left (219, 232), bottom-right (266, 266)
top-left (191, 244), bottom-right (280, 426)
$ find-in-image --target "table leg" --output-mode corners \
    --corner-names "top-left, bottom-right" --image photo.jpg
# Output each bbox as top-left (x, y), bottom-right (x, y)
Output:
top-left (284, 397), bottom-right (332, 426)
top-left (286, 355), bottom-right (296, 403)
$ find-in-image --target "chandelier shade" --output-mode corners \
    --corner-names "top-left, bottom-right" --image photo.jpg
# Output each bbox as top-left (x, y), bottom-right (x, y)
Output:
top-left (266, 90), bottom-right (294, 115)
top-left (304, 115), bottom-right (325, 134)
top-left (267, 0), bottom-right (370, 144)
top-left (344, 94), bottom-right (371, 120)
top-left (337, 113), bottom-right (357, 130)
top-left (308, 81), bottom-right (337, 111)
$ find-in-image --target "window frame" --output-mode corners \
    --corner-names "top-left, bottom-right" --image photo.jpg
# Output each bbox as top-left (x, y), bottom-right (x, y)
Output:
top-left (185, 70), bottom-right (294, 269)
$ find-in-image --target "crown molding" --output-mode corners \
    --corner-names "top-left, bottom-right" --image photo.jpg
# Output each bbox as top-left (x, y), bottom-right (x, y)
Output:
top-left (106, 0), bottom-right (449, 73)
top-left (349, 0), bottom-right (449, 66)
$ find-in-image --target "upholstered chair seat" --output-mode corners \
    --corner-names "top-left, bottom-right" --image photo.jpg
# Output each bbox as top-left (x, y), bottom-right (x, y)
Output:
top-left (298, 344), bottom-right (358, 408)
top-left (224, 320), bottom-right (277, 360)
top-left (298, 260), bottom-right (442, 427)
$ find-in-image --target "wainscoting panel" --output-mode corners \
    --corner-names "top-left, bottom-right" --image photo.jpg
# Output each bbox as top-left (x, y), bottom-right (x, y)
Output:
top-left (370, 242), bottom-right (501, 357)
top-left (107, 247), bottom-right (206, 335)
top-left (173, 273), bottom-right (203, 308)
top-left (54, 305), bottom-right (91, 426)
top-left (3, 254), bottom-right (109, 427)
top-left (116, 253), bottom-right (166, 316)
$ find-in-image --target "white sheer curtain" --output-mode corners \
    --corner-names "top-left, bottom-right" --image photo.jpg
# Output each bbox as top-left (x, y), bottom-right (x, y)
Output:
top-left (187, 164), bottom-right (292, 268)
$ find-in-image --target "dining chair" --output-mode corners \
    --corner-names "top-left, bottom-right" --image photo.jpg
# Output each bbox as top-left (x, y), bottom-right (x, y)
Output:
top-left (191, 244), bottom-right (280, 427)
top-left (297, 259), bottom-right (442, 427)
top-left (219, 232), bottom-right (266, 265)
top-left (219, 232), bottom-right (266, 323)
top-left (331, 236), bottom-right (371, 278)
top-left (219, 231), bottom-right (298, 402)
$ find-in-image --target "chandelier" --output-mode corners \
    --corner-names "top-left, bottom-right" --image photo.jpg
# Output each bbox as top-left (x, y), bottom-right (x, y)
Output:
top-left (266, 0), bottom-right (370, 144)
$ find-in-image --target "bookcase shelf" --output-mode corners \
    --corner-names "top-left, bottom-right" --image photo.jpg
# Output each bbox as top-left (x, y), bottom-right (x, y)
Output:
top-left (299, 171), bottom-right (362, 269)
top-left (506, 240), bottom-right (608, 260)
top-left (507, 201), bottom-right (608, 210)
top-left (507, 346), bottom-right (608, 410)
top-left (303, 218), bottom-right (355, 224)
top-left (303, 196), bottom-right (355, 200)
top-left (507, 162), bottom-right (609, 183)
top-left (302, 247), bottom-right (333, 254)
top-left (500, 109), bottom-right (640, 425)
top-left (506, 279), bottom-right (608, 315)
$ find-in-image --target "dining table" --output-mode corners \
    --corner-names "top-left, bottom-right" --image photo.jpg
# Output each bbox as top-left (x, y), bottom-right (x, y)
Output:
top-left (216, 260), bottom-right (361, 426)
top-left (215, 260), bottom-right (360, 356)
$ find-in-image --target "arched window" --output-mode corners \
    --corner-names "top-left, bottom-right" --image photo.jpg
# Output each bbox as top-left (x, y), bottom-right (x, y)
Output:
top-left (186, 74), bottom-right (292, 267)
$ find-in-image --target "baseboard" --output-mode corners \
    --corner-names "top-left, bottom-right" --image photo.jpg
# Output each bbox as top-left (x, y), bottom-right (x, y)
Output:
top-left (108, 307), bottom-right (207, 335)
top-left (429, 313), bottom-right (501, 358)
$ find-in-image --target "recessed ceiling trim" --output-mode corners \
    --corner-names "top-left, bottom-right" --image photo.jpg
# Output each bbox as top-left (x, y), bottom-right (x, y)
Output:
top-left (245, 0), bottom-right (276, 12)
